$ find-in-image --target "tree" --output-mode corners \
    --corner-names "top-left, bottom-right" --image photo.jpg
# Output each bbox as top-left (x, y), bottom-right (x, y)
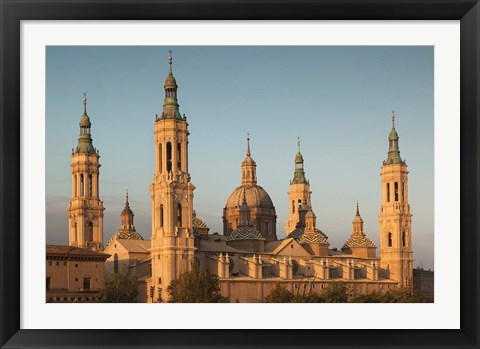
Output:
top-left (167, 265), bottom-right (228, 303)
top-left (351, 288), bottom-right (431, 303)
top-left (97, 265), bottom-right (138, 303)
top-left (322, 282), bottom-right (351, 303)
top-left (265, 284), bottom-right (293, 303)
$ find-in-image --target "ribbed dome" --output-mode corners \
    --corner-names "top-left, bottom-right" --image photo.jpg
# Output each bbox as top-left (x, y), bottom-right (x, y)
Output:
top-left (164, 74), bottom-right (177, 88)
top-left (122, 205), bottom-right (133, 217)
top-left (225, 185), bottom-right (274, 210)
top-left (389, 128), bottom-right (399, 141)
top-left (79, 114), bottom-right (91, 127)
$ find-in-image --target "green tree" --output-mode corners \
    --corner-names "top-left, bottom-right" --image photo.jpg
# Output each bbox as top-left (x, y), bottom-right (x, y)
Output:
top-left (265, 284), bottom-right (293, 303)
top-left (322, 282), bottom-right (351, 303)
top-left (167, 265), bottom-right (228, 303)
top-left (352, 288), bottom-right (431, 303)
top-left (97, 265), bottom-right (139, 303)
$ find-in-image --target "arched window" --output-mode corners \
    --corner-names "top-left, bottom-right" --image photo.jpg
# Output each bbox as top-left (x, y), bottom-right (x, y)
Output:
top-left (159, 143), bottom-right (163, 173)
top-left (88, 174), bottom-right (92, 197)
top-left (74, 222), bottom-right (77, 242)
top-left (114, 254), bottom-right (119, 273)
top-left (388, 232), bottom-right (392, 247)
top-left (177, 143), bottom-right (182, 171)
top-left (402, 183), bottom-right (405, 202)
top-left (402, 231), bottom-right (406, 247)
top-left (298, 199), bottom-right (302, 209)
top-left (159, 205), bottom-right (164, 227)
top-left (80, 174), bottom-right (84, 196)
top-left (74, 175), bottom-right (77, 197)
top-left (177, 204), bottom-right (182, 227)
top-left (394, 182), bottom-right (399, 201)
top-left (387, 183), bottom-right (390, 202)
top-left (166, 142), bottom-right (172, 172)
top-left (88, 222), bottom-right (93, 242)
top-left (292, 200), bottom-right (295, 213)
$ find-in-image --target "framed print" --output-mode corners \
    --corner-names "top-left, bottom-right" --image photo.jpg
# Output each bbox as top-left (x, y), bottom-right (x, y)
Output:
top-left (1, 0), bottom-right (479, 348)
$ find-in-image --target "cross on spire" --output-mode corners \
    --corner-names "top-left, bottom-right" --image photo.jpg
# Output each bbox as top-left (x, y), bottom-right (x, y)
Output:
top-left (168, 49), bottom-right (173, 74)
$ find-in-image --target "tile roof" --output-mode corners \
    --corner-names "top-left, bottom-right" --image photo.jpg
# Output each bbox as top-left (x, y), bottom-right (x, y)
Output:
top-left (46, 245), bottom-right (110, 258)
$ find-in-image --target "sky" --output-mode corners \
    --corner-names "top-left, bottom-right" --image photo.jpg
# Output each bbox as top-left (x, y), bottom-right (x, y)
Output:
top-left (46, 46), bottom-right (434, 270)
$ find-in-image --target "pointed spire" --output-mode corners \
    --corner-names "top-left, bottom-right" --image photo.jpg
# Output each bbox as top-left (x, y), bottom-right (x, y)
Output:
top-left (162, 50), bottom-right (181, 120)
top-left (356, 201), bottom-right (360, 216)
top-left (83, 92), bottom-right (87, 115)
top-left (125, 190), bottom-right (129, 206)
top-left (246, 132), bottom-right (251, 157)
top-left (385, 110), bottom-right (403, 165)
top-left (292, 137), bottom-right (307, 184)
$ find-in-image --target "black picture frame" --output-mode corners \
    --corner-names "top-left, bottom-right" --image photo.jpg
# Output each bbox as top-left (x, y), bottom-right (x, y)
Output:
top-left (1, 1), bottom-right (479, 348)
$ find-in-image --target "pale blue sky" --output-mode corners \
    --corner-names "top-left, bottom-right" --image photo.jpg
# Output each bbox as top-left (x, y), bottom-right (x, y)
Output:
top-left (46, 46), bottom-right (434, 270)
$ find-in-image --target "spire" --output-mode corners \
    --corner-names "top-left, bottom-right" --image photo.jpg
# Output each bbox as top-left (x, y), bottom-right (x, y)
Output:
top-left (292, 137), bottom-right (307, 184)
top-left (161, 50), bottom-right (181, 120)
top-left (83, 92), bottom-right (87, 116)
top-left (352, 201), bottom-right (364, 235)
top-left (121, 190), bottom-right (134, 229)
top-left (385, 110), bottom-right (404, 165)
top-left (241, 135), bottom-right (257, 185)
top-left (75, 93), bottom-right (95, 154)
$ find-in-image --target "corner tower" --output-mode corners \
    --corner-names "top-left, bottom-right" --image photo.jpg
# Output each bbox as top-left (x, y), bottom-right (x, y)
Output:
top-left (68, 94), bottom-right (104, 250)
top-left (285, 138), bottom-right (312, 233)
top-left (379, 112), bottom-right (413, 288)
top-left (149, 52), bottom-right (195, 301)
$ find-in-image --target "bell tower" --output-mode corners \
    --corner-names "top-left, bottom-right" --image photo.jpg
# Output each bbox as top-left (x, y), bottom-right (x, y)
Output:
top-left (285, 138), bottom-right (312, 233)
top-left (68, 94), bottom-right (104, 250)
top-left (379, 112), bottom-right (413, 288)
top-left (149, 51), bottom-right (196, 301)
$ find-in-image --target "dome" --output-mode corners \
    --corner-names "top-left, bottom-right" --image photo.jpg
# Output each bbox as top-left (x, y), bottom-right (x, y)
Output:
top-left (79, 114), bottom-right (91, 127)
top-left (164, 74), bottom-right (177, 88)
top-left (242, 156), bottom-right (256, 166)
top-left (389, 128), bottom-right (399, 141)
top-left (225, 184), bottom-right (274, 210)
top-left (352, 215), bottom-right (364, 224)
top-left (295, 151), bottom-right (304, 163)
top-left (122, 205), bottom-right (133, 217)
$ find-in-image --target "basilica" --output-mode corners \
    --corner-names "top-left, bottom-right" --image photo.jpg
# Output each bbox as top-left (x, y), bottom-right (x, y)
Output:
top-left (59, 52), bottom-right (414, 303)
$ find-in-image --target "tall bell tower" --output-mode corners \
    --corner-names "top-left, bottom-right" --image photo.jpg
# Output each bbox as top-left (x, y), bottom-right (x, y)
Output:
top-left (285, 138), bottom-right (312, 233)
top-left (379, 112), bottom-right (413, 288)
top-left (149, 51), bottom-right (195, 301)
top-left (68, 94), bottom-right (104, 250)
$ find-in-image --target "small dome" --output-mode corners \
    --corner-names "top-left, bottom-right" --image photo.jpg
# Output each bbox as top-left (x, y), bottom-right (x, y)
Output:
top-left (79, 114), bottom-right (91, 127)
top-left (225, 185), bottom-right (274, 210)
top-left (122, 205), bottom-right (133, 217)
top-left (295, 151), bottom-right (304, 163)
top-left (164, 74), bottom-right (177, 89)
top-left (242, 156), bottom-right (256, 166)
top-left (343, 236), bottom-right (376, 248)
top-left (389, 128), bottom-right (399, 141)
top-left (352, 214), bottom-right (364, 224)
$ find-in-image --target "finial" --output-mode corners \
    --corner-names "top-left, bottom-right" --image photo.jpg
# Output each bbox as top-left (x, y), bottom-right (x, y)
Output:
top-left (356, 201), bottom-right (360, 216)
top-left (297, 136), bottom-right (301, 152)
top-left (168, 50), bottom-right (173, 74)
top-left (246, 132), bottom-right (251, 157)
top-left (392, 110), bottom-right (395, 127)
top-left (83, 92), bottom-right (87, 115)
top-left (126, 190), bottom-right (129, 205)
